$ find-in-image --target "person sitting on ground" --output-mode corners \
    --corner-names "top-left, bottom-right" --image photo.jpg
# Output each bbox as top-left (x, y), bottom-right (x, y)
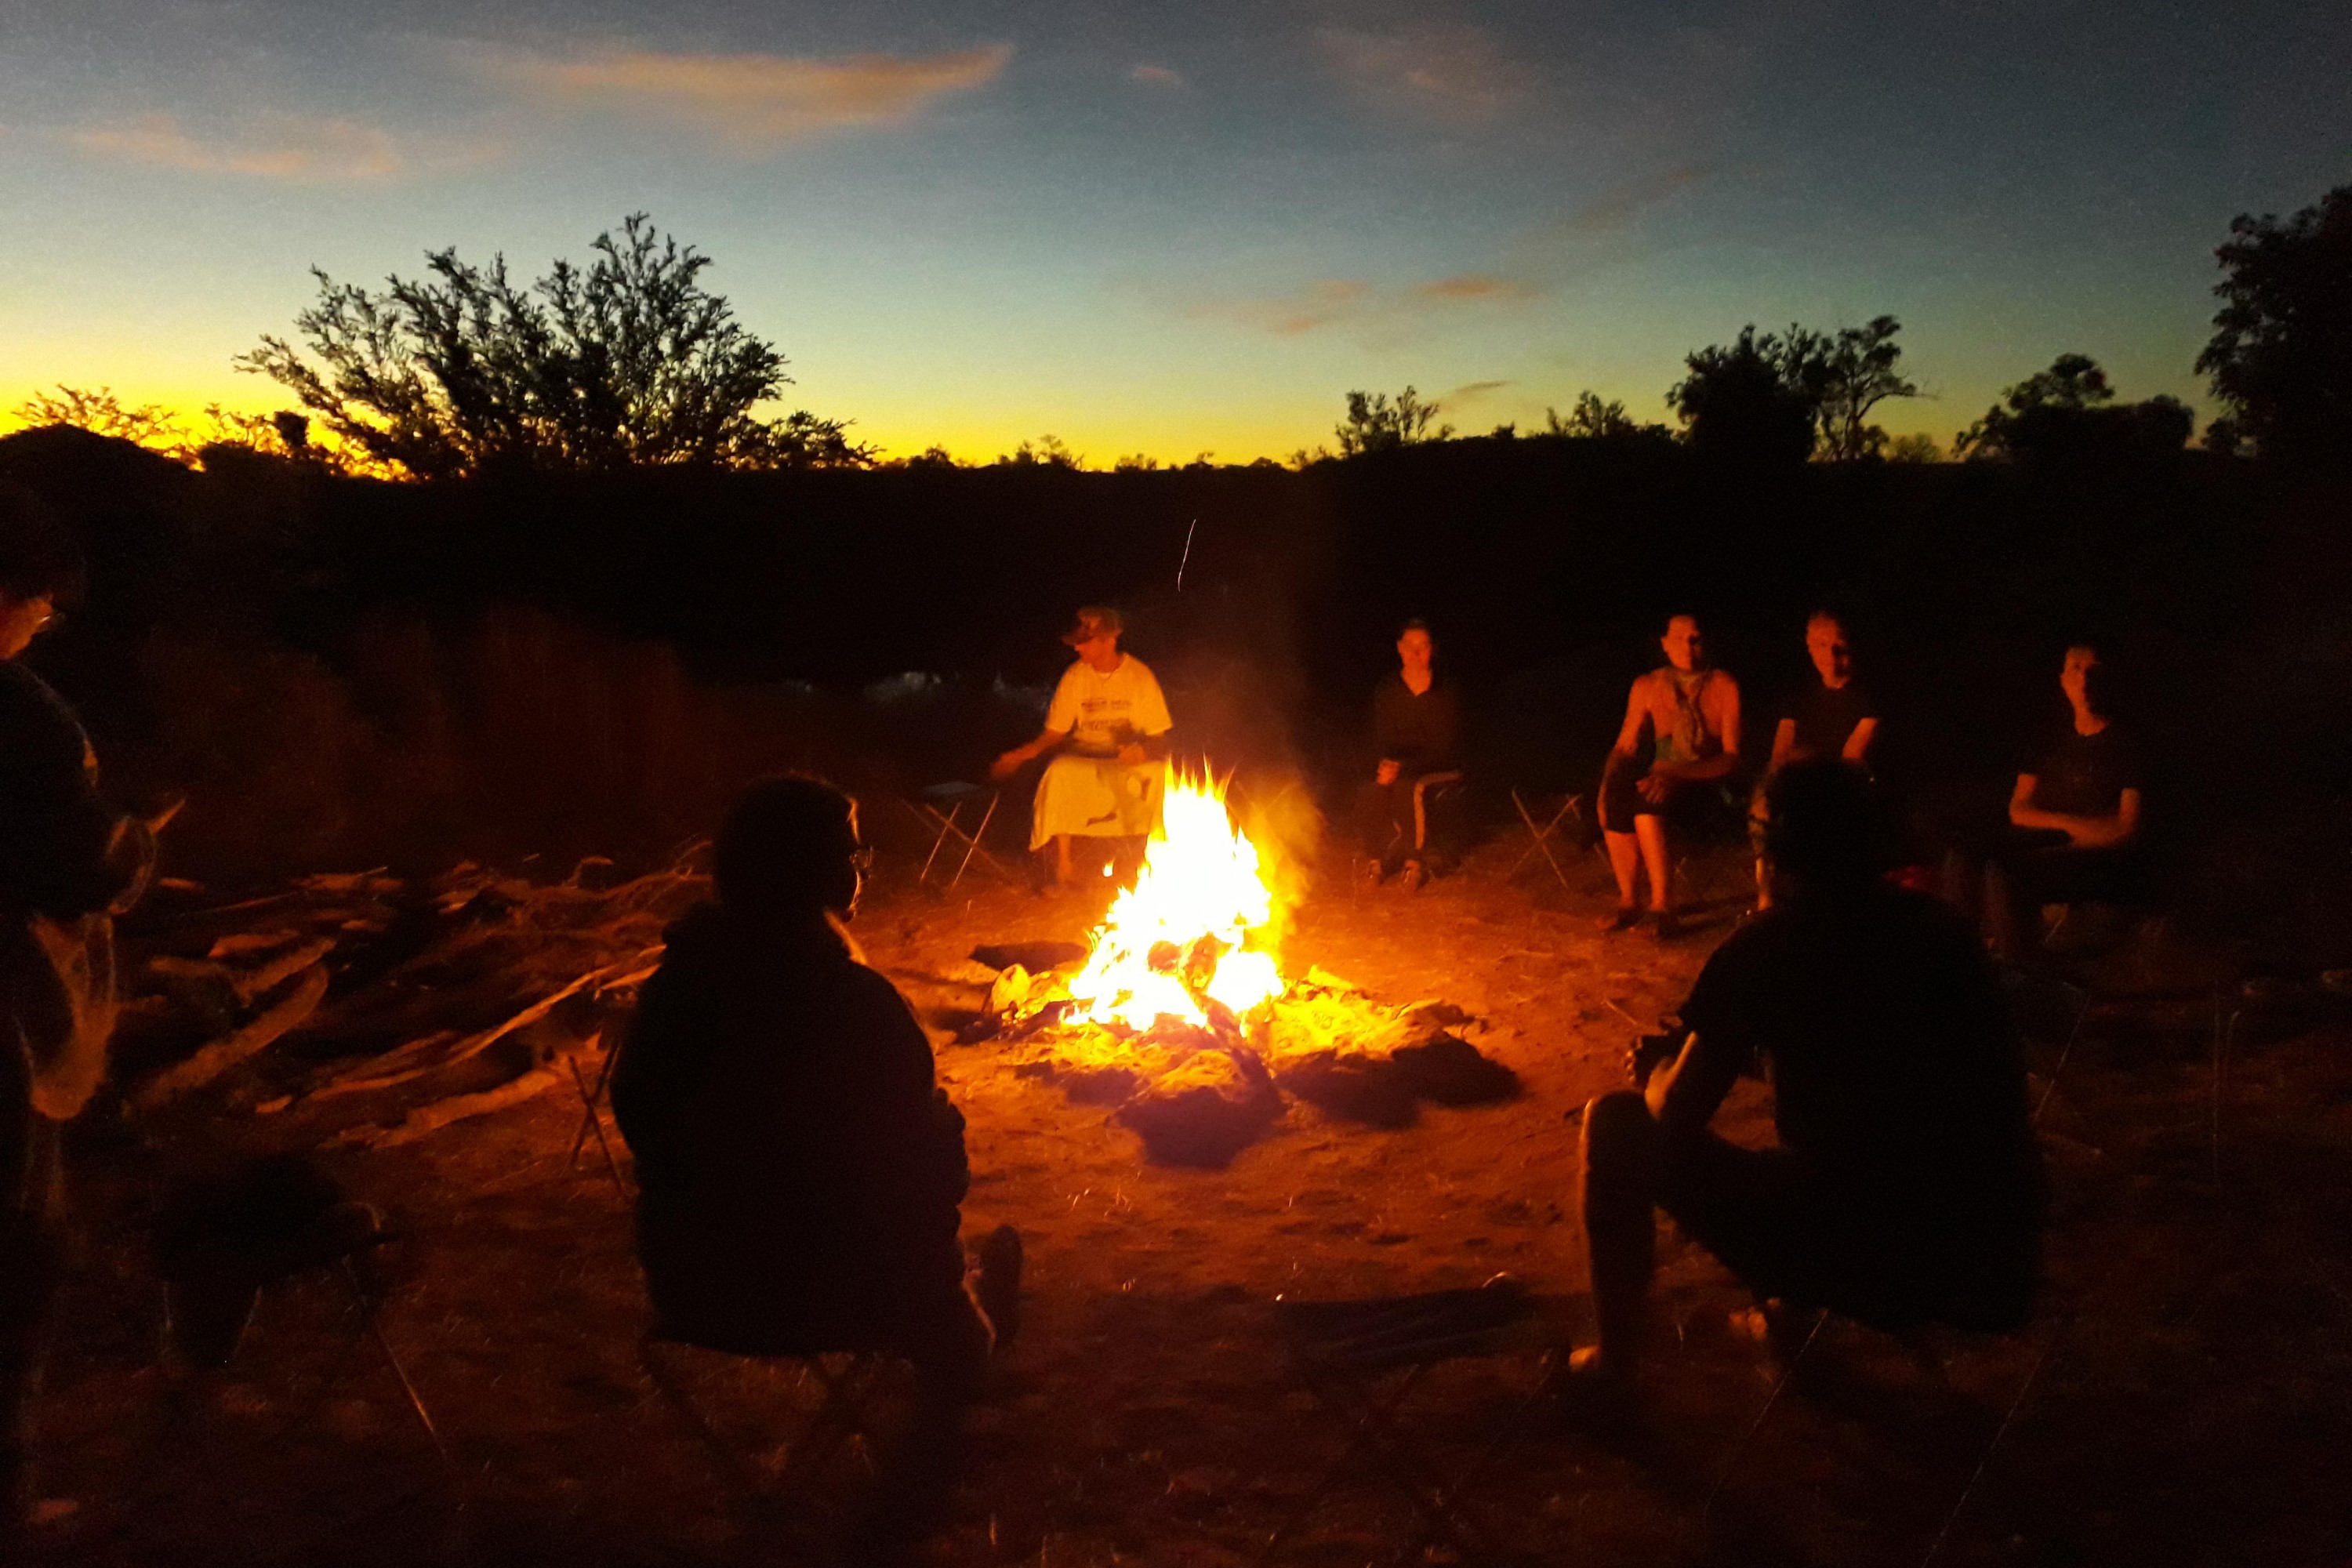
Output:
top-left (989, 606), bottom-right (1173, 887)
top-left (1568, 761), bottom-right (2045, 1405)
top-left (1598, 613), bottom-right (1741, 938)
top-left (0, 485), bottom-right (162, 1540)
top-left (1355, 619), bottom-right (1463, 891)
top-left (1768, 611), bottom-right (1879, 776)
top-left (612, 776), bottom-right (1020, 1556)
top-left (1976, 643), bottom-right (2145, 964)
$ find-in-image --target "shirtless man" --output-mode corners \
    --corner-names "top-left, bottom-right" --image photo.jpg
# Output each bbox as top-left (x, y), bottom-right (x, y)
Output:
top-left (1598, 615), bottom-right (1740, 938)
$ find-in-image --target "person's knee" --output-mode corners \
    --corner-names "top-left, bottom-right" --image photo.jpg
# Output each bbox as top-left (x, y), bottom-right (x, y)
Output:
top-left (1582, 1090), bottom-right (1659, 1172)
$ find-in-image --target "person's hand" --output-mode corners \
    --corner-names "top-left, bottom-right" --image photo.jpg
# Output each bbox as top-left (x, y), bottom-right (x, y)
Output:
top-left (1637, 768), bottom-right (1674, 804)
top-left (1375, 760), bottom-right (1401, 786)
top-left (1116, 742), bottom-right (1148, 768)
top-left (988, 749), bottom-right (1025, 782)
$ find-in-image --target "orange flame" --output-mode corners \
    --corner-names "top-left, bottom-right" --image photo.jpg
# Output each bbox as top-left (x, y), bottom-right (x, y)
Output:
top-left (1065, 767), bottom-right (1284, 1032)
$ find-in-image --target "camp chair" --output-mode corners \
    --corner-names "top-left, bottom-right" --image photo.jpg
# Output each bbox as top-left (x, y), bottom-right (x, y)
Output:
top-left (1257, 1276), bottom-right (1563, 1566)
top-left (1507, 789), bottom-right (1585, 891)
top-left (905, 782), bottom-right (1008, 889)
top-left (639, 1324), bottom-right (895, 1518)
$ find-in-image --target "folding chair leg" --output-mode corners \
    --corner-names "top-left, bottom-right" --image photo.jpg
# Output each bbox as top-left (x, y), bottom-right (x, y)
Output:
top-left (1509, 790), bottom-right (1577, 891)
top-left (948, 793), bottom-right (1000, 890)
top-left (918, 801), bottom-right (962, 884)
top-left (568, 1055), bottom-right (630, 1197)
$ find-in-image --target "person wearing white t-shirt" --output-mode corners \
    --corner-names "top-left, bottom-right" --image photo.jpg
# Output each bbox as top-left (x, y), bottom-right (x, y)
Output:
top-left (989, 607), bottom-right (1174, 886)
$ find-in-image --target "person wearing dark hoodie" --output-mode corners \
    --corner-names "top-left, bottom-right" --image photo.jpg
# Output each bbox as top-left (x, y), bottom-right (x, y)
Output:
top-left (0, 483), bottom-right (160, 1541)
top-left (612, 775), bottom-right (1018, 1559)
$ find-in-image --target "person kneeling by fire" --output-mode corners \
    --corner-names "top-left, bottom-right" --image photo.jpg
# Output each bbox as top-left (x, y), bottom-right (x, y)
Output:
top-left (1566, 760), bottom-right (2045, 1406)
top-left (991, 605), bottom-right (1174, 887)
top-left (613, 777), bottom-right (1022, 1559)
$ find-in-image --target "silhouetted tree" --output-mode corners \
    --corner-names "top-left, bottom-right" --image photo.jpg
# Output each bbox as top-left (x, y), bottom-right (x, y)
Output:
top-left (2197, 183), bottom-right (2352, 468)
top-left (1813, 316), bottom-right (1920, 461)
top-left (1955, 354), bottom-right (2191, 463)
top-left (12, 385), bottom-right (191, 459)
top-left (1545, 391), bottom-right (1633, 438)
top-left (1668, 326), bottom-right (1820, 466)
top-left (241, 213), bottom-right (869, 480)
top-left (1334, 387), bottom-right (1451, 455)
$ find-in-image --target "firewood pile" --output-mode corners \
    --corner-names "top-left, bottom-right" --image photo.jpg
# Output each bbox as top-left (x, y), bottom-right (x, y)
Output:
top-left (116, 853), bottom-right (707, 1149)
top-left (955, 956), bottom-right (1519, 1167)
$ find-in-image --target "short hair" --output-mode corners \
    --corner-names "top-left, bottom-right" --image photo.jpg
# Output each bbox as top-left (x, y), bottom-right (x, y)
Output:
top-left (1664, 611), bottom-right (1700, 632)
top-left (1761, 760), bottom-right (1887, 888)
top-left (713, 775), bottom-right (859, 914)
top-left (0, 484), bottom-right (82, 604)
top-left (1806, 608), bottom-right (1849, 633)
top-left (1398, 619), bottom-right (1432, 639)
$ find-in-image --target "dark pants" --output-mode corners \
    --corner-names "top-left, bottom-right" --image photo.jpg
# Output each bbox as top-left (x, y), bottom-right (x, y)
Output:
top-left (1354, 771), bottom-right (1464, 872)
top-left (1597, 753), bottom-right (1725, 837)
top-left (1951, 829), bottom-right (2148, 961)
top-left (1579, 1091), bottom-right (2035, 1356)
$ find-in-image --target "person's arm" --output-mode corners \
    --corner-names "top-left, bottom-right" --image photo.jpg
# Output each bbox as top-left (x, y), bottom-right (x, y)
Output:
top-left (990, 724), bottom-right (1070, 780)
top-left (1119, 671), bottom-right (1175, 768)
top-left (1646, 1029), bottom-right (1741, 1138)
top-left (2009, 774), bottom-right (2140, 848)
top-left (1610, 681), bottom-right (1648, 760)
top-left (1769, 717), bottom-right (1798, 772)
top-left (1841, 716), bottom-right (1879, 765)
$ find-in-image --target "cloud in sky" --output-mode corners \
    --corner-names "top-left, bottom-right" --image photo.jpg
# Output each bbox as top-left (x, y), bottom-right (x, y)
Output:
top-left (67, 114), bottom-right (406, 181)
top-left (483, 43), bottom-right (1013, 150)
top-left (1131, 64), bottom-right (1185, 89)
top-left (1512, 166), bottom-right (1709, 256)
top-left (1443, 379), bottom-right (1511, 405)
top-left (1316, 26), bottom-right (1526, 122)
top-left (1412, 274), bottom-right (1534, 301)
top-left (1178, 268), bottom-right (1535, 337)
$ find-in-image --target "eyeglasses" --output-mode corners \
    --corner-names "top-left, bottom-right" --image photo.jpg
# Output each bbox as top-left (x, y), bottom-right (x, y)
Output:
top-left (850, 847), bottom-right (875, 873)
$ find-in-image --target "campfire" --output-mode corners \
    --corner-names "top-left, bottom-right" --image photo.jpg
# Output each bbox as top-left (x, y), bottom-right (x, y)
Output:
top-left (976, 766), bottom-right (1518, 1165)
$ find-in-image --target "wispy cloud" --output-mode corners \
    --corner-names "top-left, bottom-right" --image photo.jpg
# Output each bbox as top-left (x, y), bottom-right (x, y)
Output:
top-left (1512, 167), bottom-right (1708, 255)
top-left (1176, 268), bottom-right (1534, 338)
top-left (1316, 26), bottom-right (1526, 122)
top-left (481, 43), bottom-right (1013, 149)
top-left (1444, 379), bottom-right (1512, 404)
top-left (1130, 64), bottom-right (1185, 89)
top-left (67, 114), bottom-right (407, 181)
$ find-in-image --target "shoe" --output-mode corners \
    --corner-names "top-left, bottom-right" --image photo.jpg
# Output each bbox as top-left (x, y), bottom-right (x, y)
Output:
top-left (1357, 858), bottom-right (1385, 889)
top-left (1595, 906), bottom-right (1639, 933)
top-left (975, 1224), bottom-right (1023, 1348)
top-left (1545, 1345), bottom-right (1638, 1432)
top-left (1399, 860), bottom-right (1426, 892)
top-left (1649, 909), bottom-right (1682, 941)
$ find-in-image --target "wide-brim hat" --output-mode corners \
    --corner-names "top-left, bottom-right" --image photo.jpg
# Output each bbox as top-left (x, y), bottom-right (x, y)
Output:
top-left (1062, 605), bottom-right (1124, 645)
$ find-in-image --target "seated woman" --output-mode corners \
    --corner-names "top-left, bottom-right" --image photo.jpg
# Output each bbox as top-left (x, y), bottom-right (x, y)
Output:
top-left (1355, 619), bottom-right (1463, 890)
top-left (1976, 643), bottom-right (2146, 963)
top-left (990, 607), bottom-right (1173, 886)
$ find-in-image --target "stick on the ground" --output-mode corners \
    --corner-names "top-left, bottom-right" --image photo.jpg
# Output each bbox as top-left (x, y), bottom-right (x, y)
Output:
top-left (134, 962), bottom-right (331, 1111)
top-left (1918, 1328), bottom-right (2056, 1567)
top-left (331, 1065), bottom-right (564, 1149)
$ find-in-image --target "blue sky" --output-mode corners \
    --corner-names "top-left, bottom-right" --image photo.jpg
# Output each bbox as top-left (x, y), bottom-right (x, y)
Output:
top-left (2, 0), bottom-right (2345, 459)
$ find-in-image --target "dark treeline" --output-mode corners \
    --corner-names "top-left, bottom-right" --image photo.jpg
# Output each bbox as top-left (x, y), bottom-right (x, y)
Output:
top-left (3, 421), bottom-right (2346, 938)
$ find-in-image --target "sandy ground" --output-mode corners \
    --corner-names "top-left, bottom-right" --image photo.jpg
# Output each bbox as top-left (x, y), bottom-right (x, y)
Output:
top-left (20, 831), bottom-right (2352, 1567)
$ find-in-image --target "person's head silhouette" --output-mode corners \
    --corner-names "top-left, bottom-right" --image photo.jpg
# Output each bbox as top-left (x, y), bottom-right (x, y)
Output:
top-left (1759, 758), bottom-right (1887, 898)
top-left (713, 776), bottom-right (867, 921)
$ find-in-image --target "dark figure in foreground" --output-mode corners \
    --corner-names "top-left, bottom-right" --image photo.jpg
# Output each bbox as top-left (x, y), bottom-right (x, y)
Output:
top-left (1355, 620), bottom-right (1463, 890)
top-left (613, 776), bottom-right (1019, 1556)
top-left (0, 485), bottom-right (160, 1539)
top-left (1599, 614), bottom-right (1742, 938)
top-left (1573, 761), bottom-right (2045, 1397)
top-left (1973, 644), bottom-right (2146, 964)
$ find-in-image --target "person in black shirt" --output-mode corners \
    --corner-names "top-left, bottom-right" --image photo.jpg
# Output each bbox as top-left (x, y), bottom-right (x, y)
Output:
top-left (1354, 621), bottom-right (1464, 890)
top-left (1980, 644), bottom-right (2146, 962)
top-left (1768, 612), bottom-right (1880, 775)
top-left (613, 776), bottom-right (1021, 1559)
top-left (0, 485), bottom-right (159, 1540)
top-left (1568, 761), bottom-right (2044, 1402)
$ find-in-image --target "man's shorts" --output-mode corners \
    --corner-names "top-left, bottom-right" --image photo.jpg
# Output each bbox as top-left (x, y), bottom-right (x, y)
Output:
top-left (1598, 753), bottom-right (1730, 837)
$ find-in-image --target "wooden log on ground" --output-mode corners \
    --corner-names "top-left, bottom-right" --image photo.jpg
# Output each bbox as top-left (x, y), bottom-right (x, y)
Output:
top-left (134, 963), bottom-right (331, 1111)
top-left (328, 1065), bottom-right (565, 1149)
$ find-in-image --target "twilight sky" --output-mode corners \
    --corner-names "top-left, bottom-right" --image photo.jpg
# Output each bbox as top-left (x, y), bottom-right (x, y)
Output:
top-left (2, 0), bottom-right (2345, 461)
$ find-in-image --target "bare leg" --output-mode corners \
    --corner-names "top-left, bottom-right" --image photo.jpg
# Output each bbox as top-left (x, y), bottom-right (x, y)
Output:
top-left (1635, 815), bottom-right (1672, 914)
top-left (1603, 830), bottom-right (1641, 910)
top-left (1054, 834), bottom-right (1075, 887)
top-left (1984, 860), bottom-right (2024, 963)
top-left (1577, 1091), bottom-right (1661, 1381)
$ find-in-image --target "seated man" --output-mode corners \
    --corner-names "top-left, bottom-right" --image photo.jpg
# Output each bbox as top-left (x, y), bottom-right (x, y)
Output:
top-left (1983, 643), bottom-right (2145, 962)
top-left (612, 777), bottom-right (1019, 1552)
top-left (1571, 761), bottom-right (2045, 1402)
top-left (1598, 614), bottom-right (1741, 937)
top-left (1354, 619), bottom-right (1463, 891)
top-left (1767, 611), bottom-right (1879, 775)
top-left (990, 606), bottom-right (1173, 887)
